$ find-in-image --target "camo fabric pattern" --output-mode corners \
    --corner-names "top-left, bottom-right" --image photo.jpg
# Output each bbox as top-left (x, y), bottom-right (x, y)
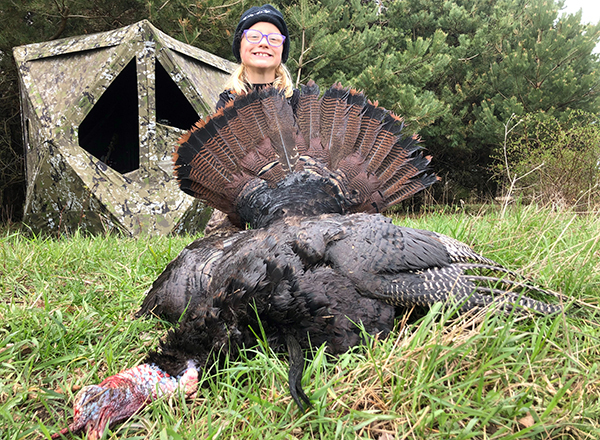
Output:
top-left (14, 20), bottom-right (236, 235)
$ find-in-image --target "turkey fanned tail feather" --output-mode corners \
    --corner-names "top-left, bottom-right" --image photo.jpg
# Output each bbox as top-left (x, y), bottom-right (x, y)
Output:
top-left (174, 81), bottom-right (438, 229)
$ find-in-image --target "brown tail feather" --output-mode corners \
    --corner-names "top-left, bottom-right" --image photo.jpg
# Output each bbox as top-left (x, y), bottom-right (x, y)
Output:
top-left (382, 155), bottom-right (434, 201)
top-left (304, 137), bottom-right (330, 165)
top-left (261, 88), bottom-right (299, 172)
top-left (365, 113), bottom-right (404, 175)
top-left (353, 103), bottom-right (387, 158)
top-left (329, 87), bottom-right (366, 169)
top-left (212, 122), bottom-right (247, 162)
top-left (376, 134), bottom-right (420, 180)
top-left (240, 138), bottom-right (287, 187)
top-left (320, 83), bottom-right (350, 159)
top-left (296, 80), bottom-right (320, 155)
top-left (234, 92), bottom-right (270, 145)
top-left (336, 152), bottom-right (368, 183)
top-left (221, 108), bottom-right (254, 158)
top-left (336, 153), bottom-right (381, 206)
top-left (384, 174), bottom-right (439, 207)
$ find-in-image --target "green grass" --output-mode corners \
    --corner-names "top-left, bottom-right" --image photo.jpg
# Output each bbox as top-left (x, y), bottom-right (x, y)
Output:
top-left (1, 205), bottom-right (599, 439)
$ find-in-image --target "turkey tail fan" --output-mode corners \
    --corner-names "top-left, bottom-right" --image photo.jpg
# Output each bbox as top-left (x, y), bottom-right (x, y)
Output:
top-left (174, 87), bottom-right (300, 222)
top-left (174, 81), bottom-right (438, 228)
top-left (315, 84), bottom-right (437, 212)
top-left (298, 82), bottom-right (436, 212)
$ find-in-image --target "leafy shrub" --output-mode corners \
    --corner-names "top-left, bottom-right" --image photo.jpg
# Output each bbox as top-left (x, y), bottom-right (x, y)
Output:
top-left (494, 110), bottom-right (600, 210)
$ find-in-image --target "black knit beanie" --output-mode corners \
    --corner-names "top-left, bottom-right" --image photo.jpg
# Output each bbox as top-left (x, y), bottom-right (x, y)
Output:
top-left (232, 4), bottom-right (290, 63)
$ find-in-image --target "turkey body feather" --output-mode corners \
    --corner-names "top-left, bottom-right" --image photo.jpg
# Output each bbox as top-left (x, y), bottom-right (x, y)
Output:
top-left (136, 212), bottom-right (560, 412)
top-left (54, 83), bottom-right (562, 439)
top-left (140, 212), bottom-right (560, 339)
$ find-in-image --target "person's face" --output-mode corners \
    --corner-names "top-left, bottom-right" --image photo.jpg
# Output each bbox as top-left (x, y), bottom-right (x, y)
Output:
top-left (239, 22), bottom-right (283, 74)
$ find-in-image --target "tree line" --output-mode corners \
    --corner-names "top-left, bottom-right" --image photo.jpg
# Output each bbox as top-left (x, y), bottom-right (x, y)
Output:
top-left (1, 0), bottom-right (599, 222)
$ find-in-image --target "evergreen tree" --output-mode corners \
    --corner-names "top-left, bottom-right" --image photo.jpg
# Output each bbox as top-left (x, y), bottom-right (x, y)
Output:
top-left (279, 0), bottom-right (450, 128)
top-left (145, 0), bottom-right (242, 60)
top-left (388, 0), bottom-right (600, 198)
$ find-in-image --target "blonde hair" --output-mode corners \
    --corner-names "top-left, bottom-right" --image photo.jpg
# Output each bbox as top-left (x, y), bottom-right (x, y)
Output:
top-left (224, 63), bottom-right (295, 98)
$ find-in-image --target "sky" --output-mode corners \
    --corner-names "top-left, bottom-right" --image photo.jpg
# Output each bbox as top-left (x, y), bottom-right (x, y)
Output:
top-left (560, 0), bottom-right (600, 24)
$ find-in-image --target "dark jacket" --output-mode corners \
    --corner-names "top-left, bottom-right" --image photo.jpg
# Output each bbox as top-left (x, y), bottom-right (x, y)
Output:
top-left (216, 85), bottom-right (300, 112)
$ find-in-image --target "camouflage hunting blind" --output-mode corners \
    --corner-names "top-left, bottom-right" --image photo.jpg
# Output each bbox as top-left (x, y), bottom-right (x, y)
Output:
top-left (13, 20), bottom-right (236, 235)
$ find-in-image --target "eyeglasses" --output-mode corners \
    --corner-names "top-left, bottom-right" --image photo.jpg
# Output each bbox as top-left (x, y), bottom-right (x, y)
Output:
top-left (242, 29), bottom-right (286, 47)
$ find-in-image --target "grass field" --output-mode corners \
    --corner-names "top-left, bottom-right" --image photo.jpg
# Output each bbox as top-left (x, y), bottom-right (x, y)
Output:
top-left (1, 205), bottom-right (599, 439)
